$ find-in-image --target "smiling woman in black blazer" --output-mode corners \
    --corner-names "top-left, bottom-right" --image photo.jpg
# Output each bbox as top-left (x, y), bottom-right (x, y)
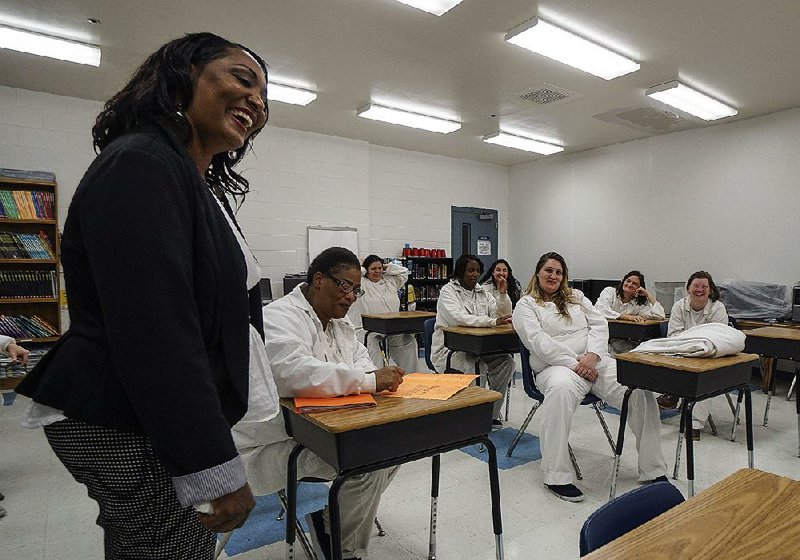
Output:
top-left (17, 33), bottom-right (270, 558)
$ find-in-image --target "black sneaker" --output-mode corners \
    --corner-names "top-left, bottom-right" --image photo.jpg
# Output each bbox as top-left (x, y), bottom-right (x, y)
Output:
top-left (0, 505), bottom-right (6, 518)
top-left (544, 483), bottom-right (584, 502)
top-left (305, 509), bottom-right (332, 560)
top-left (691, 429), bottom-right (701, 441)
top-left (643, 475), bottom-right (670, 484)
top-left (491, 418), bottom-right (503, 430)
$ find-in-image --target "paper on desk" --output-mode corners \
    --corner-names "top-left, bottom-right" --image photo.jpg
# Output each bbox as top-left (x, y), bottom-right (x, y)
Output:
top-left (294, 393), bottom-right (377, 413)
top-left (383, 373), bottom-right (479, 400)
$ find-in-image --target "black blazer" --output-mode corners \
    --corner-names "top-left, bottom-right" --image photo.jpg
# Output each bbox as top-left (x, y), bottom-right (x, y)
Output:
top-left (18, 122), bottom-right (262, 478)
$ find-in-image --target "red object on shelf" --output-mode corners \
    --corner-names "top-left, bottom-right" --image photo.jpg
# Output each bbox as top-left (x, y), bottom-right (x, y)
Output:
top-left (411, 247), bottom-right (419, 256)
top-left (402, 247), bottom-right (411, 257)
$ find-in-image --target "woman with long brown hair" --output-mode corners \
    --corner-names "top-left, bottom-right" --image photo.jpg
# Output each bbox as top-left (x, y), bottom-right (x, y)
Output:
top-left (512, 252), bottom-right (667, 502)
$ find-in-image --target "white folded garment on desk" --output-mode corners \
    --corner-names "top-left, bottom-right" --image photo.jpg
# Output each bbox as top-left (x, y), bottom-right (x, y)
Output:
top-left (632, 323), bottom-right (745, 357)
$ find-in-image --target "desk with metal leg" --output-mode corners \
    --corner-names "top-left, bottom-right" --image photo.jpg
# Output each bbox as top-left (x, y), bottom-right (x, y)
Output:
top-left (362, 311), bottom-right (436, 366)
top-left (442, 324), bottom-right (519, 377)
top-left (609, 352), bottom-right (758, 499)
top-left (745, 326), bottom-right (800, 456)
top-left (281, 386), bottom-right (505, 560)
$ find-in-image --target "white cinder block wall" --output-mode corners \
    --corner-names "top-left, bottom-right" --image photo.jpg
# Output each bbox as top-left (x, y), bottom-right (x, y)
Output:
top-left (509, 108), bottom-right (800, 292)
top-left (0, 86), bottom-right (510, 300)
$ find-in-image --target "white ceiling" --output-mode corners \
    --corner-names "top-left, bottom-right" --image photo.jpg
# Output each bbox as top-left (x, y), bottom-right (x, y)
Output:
top-left (1, 0), bottom-right (799, 167)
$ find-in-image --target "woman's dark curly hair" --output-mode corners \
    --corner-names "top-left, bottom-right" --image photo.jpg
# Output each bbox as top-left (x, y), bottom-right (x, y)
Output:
top-left (92, 32), bottom-right (268, 203)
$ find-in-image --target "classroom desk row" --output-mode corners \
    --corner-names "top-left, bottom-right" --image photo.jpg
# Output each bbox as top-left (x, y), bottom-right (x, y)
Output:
top-left (315, 312), bottom-right (797, 558)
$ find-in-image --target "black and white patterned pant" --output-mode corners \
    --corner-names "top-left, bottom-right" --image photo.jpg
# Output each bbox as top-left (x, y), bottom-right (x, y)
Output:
top-left (44, 419), bottom-right (216, 559)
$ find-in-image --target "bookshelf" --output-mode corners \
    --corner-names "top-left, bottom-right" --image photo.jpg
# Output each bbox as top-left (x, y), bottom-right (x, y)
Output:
top-left (0, 173), bottom-right (61, 391)
top-left (402, 256), bottom-right (452, 311)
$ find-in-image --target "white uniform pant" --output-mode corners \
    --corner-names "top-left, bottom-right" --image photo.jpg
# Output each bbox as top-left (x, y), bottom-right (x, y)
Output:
top-left (364, 332), bottom-right (419, 373)
top-left (535, 362), bottom-right (667, 486)
top-left (691, 397), bottom-right (716, 430)
top-left (448, 351), bottom-right (514, 418)
top-left (238, 438), bottom-right (398, 558)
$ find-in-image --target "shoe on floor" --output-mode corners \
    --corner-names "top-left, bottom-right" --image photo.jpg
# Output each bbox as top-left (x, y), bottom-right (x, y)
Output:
top-left (544, 483), bottom-right (584, 502)
top-left (491, 418), bottom-right (503, 430)
top-left (691, 428), bottom-right (701, 441)
top-left (0, 505), bottom-right (6, 518)
top-left (657, 394), bottom-right (679, 410)
top-left (644, 475), bottom-right (670, 484)
top-left (0, 491), bottom-right (4, 501)
top-left (305, 509), bottom-right (332, 560)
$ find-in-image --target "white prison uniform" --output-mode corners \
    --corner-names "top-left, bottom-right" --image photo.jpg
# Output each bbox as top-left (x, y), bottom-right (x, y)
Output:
top-left (431, 280), bottom-right (514, 418)
top-left (512, 291), bottom-right (667, 486)
top-left (347, 263), bottom-right (418, 373)
top-left (232, 284), bottom-right (396, 558)
top-left (668, 297), bottom-right (729, 430)
top-left (595, 286), bottom-right (666, 356)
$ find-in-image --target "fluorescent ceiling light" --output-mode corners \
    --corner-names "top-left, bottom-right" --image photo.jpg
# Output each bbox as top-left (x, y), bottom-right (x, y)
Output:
top-left (645, 80), bottom-right (737, 121)
top-left (0, 25), bottom-right (100, 67)
top-left (267, 82), bottom-right (317, 106)
top-left (505, 17), bottom-right (639, 80)
top-left (391, 0), bottom-right (464, 16)
top-left (357, 104), bottom-right (461, 134)
top-left (483, 131), bottom-right (564, 155)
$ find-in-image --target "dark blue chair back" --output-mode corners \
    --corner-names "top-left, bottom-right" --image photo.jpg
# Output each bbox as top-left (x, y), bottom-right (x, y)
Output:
top-left (659, 320), bottom-right (668, 338)
top-left (518, 341), bottom-right (601, 406)
top-left (728, 316), bottom-right (740, 329)
top-left (579, 481), bottom-right (685, 556)
top-left (423, 318), bottom-right (437, 372)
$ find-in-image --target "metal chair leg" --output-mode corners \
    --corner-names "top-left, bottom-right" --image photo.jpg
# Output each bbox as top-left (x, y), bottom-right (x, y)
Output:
top-left (788, 374), bottom-right (797, 402)
top-left (506, 402), bottom-right (539, 457)
top-left (731, 390), bottom-right (743, 442)
top-left (504, 381), bottom-right (512, 421)
top-left (567, 443), bottom-right (582, 480)
top-left (707, 413), bottom-right (718, 437)
top-left (591, 402), bottom-right (617, 454)
top-left (763, 357), bottom-right (775, 427)
top-left (673, 405), bottom-right (686, 480)
top-left (725, 393), bottom-right (740, 425)
top-left (278, 489), bottom-right (317, 560)
top-left (374, 517), bottom-right (386, 537)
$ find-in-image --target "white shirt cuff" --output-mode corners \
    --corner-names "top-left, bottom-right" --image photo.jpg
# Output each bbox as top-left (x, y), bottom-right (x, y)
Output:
top-left (361, 372), bottom-right (377, 393)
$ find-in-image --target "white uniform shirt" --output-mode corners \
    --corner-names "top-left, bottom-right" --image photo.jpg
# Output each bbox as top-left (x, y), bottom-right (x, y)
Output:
top-left (512, 290), bottom-right (609, 374)
top-left (667, 297), bottom-right (728, 337)
top-left (595, 286), bottom-right (666, 320)
top-left (347, 263), bottom-right (409, 339)
top-left (431, 280), bottom-right (512, 371)
top-left (264, 284), bottom-right (378, 398)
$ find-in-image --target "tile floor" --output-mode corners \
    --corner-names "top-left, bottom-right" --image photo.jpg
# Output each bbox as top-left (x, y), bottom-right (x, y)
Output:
top-left (2, 372), bottom-right (800, 559)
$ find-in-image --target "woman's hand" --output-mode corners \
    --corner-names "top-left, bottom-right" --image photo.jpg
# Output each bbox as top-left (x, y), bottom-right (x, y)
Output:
top-left (635, 287), bottom-right (656, 304)
top-left (197, 483), bottom-right (256, 533)
top-left (620, 314), bottom-right (645, 323)
top-left (495, 315), bottom-right (512, 326)
top-left (7, 343), bottom-right (29, 365)
top-left (496, 275), bottom-right (507, 294)
top-left (574, 352), bottom-right (599, 382)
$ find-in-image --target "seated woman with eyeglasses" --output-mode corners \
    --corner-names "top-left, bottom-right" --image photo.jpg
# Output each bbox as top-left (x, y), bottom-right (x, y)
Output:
top-left (233, 246), bottom-right (402, 560)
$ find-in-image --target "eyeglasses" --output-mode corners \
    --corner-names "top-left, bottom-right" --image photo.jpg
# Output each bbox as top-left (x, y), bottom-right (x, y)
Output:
top-left (322, 271), bottom-right (365, 298)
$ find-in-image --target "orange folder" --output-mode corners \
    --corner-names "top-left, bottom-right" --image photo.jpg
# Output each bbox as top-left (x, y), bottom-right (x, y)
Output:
top-left (293, 393), bottom-right (377, 413)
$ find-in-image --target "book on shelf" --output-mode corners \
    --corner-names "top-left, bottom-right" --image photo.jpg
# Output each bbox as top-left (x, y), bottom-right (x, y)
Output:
top-left (0, 168), bottom-right (56, 182)
top-left (0, 230), bottom-right (55, 259)
top-left (0, 314), bottom-right (59, 339)
top-left (0, 270), bottom-right (57, 298)
top-left (0, 190), bottom-right (55, 220)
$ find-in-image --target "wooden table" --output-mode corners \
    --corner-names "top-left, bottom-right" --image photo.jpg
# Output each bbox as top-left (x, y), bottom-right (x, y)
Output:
top-left (611, 352), bottom-right (759, 498)
top-left (361, 311), bottom-right (436, 366)
top-left (607, 319), bottom-right (667, 342)
top-left (745, 326), bottom-right (800, 453)
top-left (585, 468), bottom-right (800, 559)
top-left (441, 324), bottom-right (519, 374)
top-left (738, 320), bottom-right (800, 392)
top-left (281, 386), bottom-right (504, 560)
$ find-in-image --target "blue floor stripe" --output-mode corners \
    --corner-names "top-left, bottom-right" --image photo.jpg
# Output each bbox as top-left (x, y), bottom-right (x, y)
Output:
top-left (222, 482), bottom-right (329, 556)
top-left (458, 427), bottom-right (541, 468)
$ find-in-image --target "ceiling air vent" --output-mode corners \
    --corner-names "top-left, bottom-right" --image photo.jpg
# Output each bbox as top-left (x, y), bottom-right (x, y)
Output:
top-left (593, 106), bottom-right (698, 134)
top-left (515, 83), bottom-right (581, 107)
